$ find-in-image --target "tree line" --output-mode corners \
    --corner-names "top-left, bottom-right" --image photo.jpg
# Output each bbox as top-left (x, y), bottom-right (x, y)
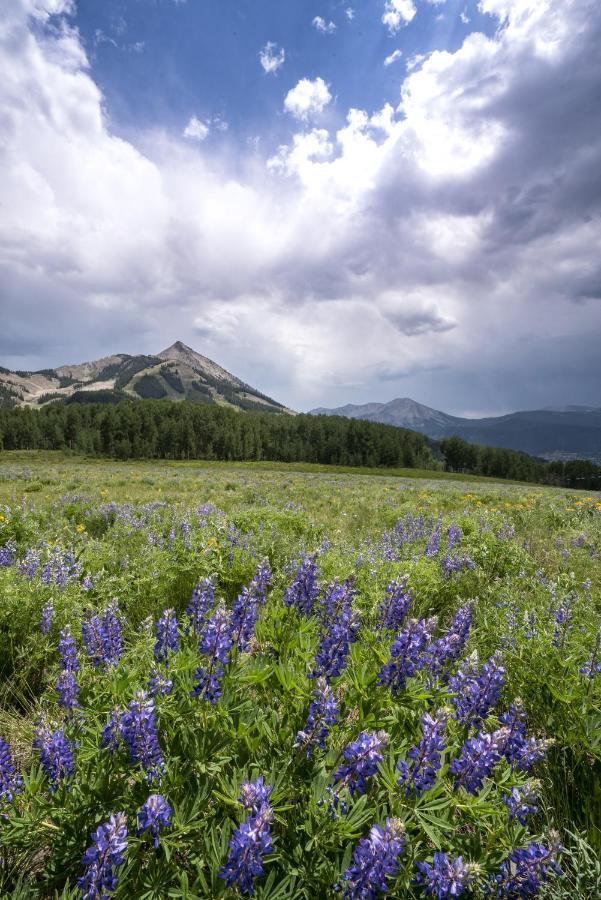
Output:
top-left (0, 402), bottom-right (599, 488)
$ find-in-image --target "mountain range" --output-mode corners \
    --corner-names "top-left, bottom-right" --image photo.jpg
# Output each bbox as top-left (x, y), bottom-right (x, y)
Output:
top-left (0, 342), bottom-right (289, 415)
top-left (310, 398), bottom-right (601, 463)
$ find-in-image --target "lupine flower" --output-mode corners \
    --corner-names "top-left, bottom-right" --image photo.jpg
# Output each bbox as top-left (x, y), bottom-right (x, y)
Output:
top-left (498, 704), bottom-right (550, 772)
top-left (580, 632), bottom-right (601, 677)
top-left (0, 736), bottom-right (23, 804)
top-left (311, 607), bottom-right (360, 682)
top-left (78, 812), bottom-right (128, 899)
top-left (82, 614), bottom-right (108, 669)
top-left (137, 794), bottom-right (173, 848)
top-left (33, 726), bottom-right (75, 790)
top-left (378, 618), bottom-right (437, 695)
top-left (186, 577), bottom-right (216, 636)
top-left (154, 608), bottom-right (180, 663)
top-left (450, 728), bottom-right (509, 795)
top-left (219, 795), bottom-right (273, 895)
top-left (283, 553), bottom-right (320, 615)
top-left (425, 604), bottom-right (473, 677)
top-left (19, 547), bottom-right (40, 578)
top-left (340, 818), bottom-right (406, 900)
top-left (40, 600), bottom-right (54, 635)
top-left (414, 852), bottom-right (479, 898)
top-left (492, 834), bottom-right (563, 897)
top-left (232, 586), bottom-right (261, 653)
top-left (552, 597), bottom-right (573, 648)
top-left (425, 519), bottom-right (443, 557)
top-left (332, 730), bottom-right (388, 802)
top-left (320, 578), bottom-right (356, 622)
top-left (149, 667), bottom-right (173, 697)
top-left (102, 602), bottom-right (123, 666)
top-left (56, 670), bottom-right (80, 711)
top-left (239, 777), bottom-right (272, 813)
top-left (449, 652), bottom-right (505, 726)
top-left (446, 525), bottom-right (463, 552)
top-left (295, 677), bottom-right (339, 756)
top-left (192, 605), bottom-right (233, 703)
top-left (250, 558), bottom-right (272, 603)
top-left (58, 628), bottom-right (80, 672)
top-left (101, 710), bottom-right (122, 752)
top-left (504, 785), bottom-right (539, 825)
top-left (0, 540), bottom-right (16, 567)
top-left (378, 578), bottom-right (412, 631)
top-left (441, 554), bottom-right (476, 579)
top-left (119, 692), bottom-right (165, 781)
top-left (397, 711), bottom-right (447, 797)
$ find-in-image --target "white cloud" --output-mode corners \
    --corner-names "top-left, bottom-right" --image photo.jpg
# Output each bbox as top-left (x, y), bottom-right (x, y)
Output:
top-left (259, 41), bottom-right (285, 74)
top-left (384, 49), bottom-right (403, 66)
top-left (382, 0), bottom-right (416, 33)
top-left (1, 0), bottom-right (601, 413)
top-left (460, 9), bottom-right (470, 24)
top-left (284, 77), bottom-right (332, 121)
top-left (345, 8), bottom-right (355, 20)
top-left (182, 116), bottom-right (209, 141)
top-left (312, 16), bottom-right (337, 34)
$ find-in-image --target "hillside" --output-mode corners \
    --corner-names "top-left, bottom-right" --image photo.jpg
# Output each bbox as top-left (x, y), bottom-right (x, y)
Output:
top-left (0, 342), bottom-right (290, 415)
top-left (310, 397), bottom-right (601, 463)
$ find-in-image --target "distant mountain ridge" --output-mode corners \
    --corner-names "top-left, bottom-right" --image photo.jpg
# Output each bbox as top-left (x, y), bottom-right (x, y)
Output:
top-left (310, 397), bottom-right (601, 463)
top-left (0, 341), bottom-right (290, 414)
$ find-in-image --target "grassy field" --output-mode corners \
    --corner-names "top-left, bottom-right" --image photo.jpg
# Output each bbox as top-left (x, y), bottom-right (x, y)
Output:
top-left (0, 453), bottom-right (599, 898)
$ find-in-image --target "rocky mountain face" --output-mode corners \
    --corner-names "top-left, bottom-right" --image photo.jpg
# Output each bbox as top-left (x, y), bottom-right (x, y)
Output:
top-left (310, 398), bottom-right (601, 463)
top-left (0, 341), bottom-right (289, 414)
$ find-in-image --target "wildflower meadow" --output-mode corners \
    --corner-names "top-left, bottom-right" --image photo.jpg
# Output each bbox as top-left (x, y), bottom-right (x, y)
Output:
top-left (0, 453), bottom-right (600, 899)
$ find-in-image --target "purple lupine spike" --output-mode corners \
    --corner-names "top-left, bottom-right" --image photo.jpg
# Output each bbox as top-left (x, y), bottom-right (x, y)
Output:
top-left (56, 670), bottom-right (80, 711)
top-left (101, 709), bottom-right (122, 752)
top-left (450, 728), bottom-right (509, 795)
top-left (397, 710), bottom-right (447, 796)
top-left (250, 558), bottom-right (272, 603)
top-left (102, 602), bottom-right (123, 667)
top-left (33, 726), bottom-right (75, 790)
top-left (320, 578), bottom-right (356, 622)
top-left (232, 586), bottom-right (261, 653)
top-left (446, 525), bottom-right (463, 552)
top-left (425, 604), bottom-right (473, 677)
top-left (40, 600), bottom-right (54, 635)
top-left (0, 540), bottom-right (16, 567)
top-left (414, 852), bottom-right (479, 898)
top-left (295, 677), bottom-right (339, 756)
top-left (580, 632), bottom-right (601, 677)
top-left (283, 553), bottom-right (320, 615)
top-left (219, 795), bottom-right (273, 895)
top-left (192, 604), bottom-right (233, 703)
top-left (377, 618), bottom-right (437, 696)
top-left (378, 578), bottom-right (412, 631)
top-left (340, 818), bottom-right (406, 900)
top-left (239, 777), bottom-right (272, 814)
top-left (149, 667), bottom-right (173, 697)
top-left (82, 613), bottom-right (108, 669)
top-left (503, 785), bottom-right (539, 825)
top-left (449, 652), bottom-right (505, 726)
top-left (491, 834), bottom-right (563, 897)
top-left (0, 737), bottom-right (23, 804)
top-left (154, 609), bottom-right (180, 664)
top-left (497, 704), bottom-right (551, 772)
top-left (78, 812), bottom-right (128, 899)
top-left (186, 577), bottom-right (216, 636)
top-left (137, 794), bottom-right (173, 848)
top-left (441, 554), bottom-right (476, 579)
top-left (425, 518), bottom-right (443, 558)
top-left (119, 692), bottom-right (165, 781)
top-left (58, 628), bottom-right (80, 672)
top-left (332, 730), bottom-right (388, 802)
top-left (311, 607), bottom-right (360, 682)
top-left (552, 598), bottom-right (573, 648)
top-left (19, 547), bottom-right (40, 578)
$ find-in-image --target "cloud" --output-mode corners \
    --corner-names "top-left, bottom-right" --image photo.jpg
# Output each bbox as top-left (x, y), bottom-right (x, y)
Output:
top-left (259, 41), bottom-right (285, 74)
top-left (182, 116), bottom-right (209, 141)
top-left (345, 8), bottom-right (355, 20)
top-left (382, 0), bottom-right (416, 33)
top-left (0, 0), bottom-right (600, 414)
top-left (284, 77), bottom-right (332, 120)
top-left (384, 49), bottom-right (403, 66)
top-left (312, 16), bottom-right (337, 34)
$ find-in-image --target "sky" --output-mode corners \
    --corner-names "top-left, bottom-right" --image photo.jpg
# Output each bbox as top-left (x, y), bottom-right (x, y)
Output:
top-left (1, 0), bottom-right (600, 416)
